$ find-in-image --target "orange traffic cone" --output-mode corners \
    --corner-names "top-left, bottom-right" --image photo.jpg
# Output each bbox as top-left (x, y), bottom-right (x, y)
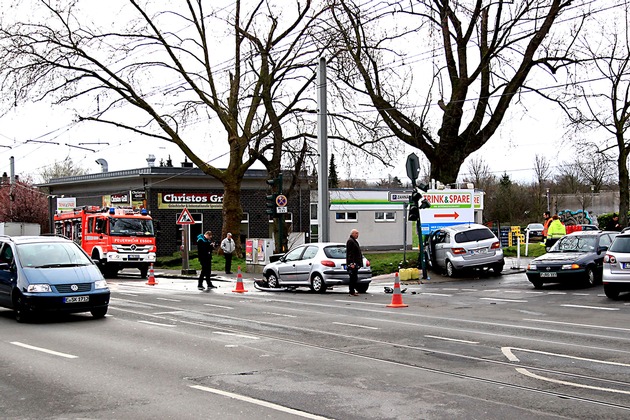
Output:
top-left (146, 263), bottom-right (158, 286)
top-left (386, 272), bottom-right (407, 308)
top-left (232, 266), bottom-right (248, 293)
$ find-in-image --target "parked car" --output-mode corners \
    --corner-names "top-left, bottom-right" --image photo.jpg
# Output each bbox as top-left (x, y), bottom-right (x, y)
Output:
top-left (526, 231), bottom-right (618, 289)
top-left (423, 223), bottom-right (504, 277)
top-left (262, 243), bottom-right (371, 293)
top-left (0, 236), bottom-right (110, 322)
top-left (602, 232), bottom-right (630, 299)
top-left (525, 223), bottom-right (545, 241)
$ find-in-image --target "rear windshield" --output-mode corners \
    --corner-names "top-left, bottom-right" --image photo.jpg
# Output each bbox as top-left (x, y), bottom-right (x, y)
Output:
top-left (455, 229), bottom-right (494, 243)
top-left (610, 236), bottom-right (630, 253)
top-left (324, 246), bottom-right (346, 259)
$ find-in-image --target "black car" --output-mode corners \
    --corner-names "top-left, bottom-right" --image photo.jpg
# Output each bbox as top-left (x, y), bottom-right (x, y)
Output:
top-left (526, 231), bottom-right (618, 289)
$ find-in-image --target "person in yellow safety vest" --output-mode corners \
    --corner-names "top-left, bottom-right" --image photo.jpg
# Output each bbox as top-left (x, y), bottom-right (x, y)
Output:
top-left (545, 214), bottom-right (566, 249)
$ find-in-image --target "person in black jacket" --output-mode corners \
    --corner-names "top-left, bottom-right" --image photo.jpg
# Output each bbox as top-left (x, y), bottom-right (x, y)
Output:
top-left (346, 229), bottom-right (363, 296)
top-left (197, 231), bottom-right (216, 290)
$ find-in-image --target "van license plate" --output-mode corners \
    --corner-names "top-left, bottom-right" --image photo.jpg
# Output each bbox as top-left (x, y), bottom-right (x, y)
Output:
top-left (540, 272), bottom-right (557, 278)
top-left (65, 296), bottom-right (89, 303)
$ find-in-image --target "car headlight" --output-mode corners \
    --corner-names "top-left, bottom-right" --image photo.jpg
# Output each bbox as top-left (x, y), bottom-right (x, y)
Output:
top-left (562, 264), bottom-right (580, 270)
top-left (94, 280), bottom-right (109, 290)
top-left (528, 264), bottom-right (537, 270)
top-left (27, 284), bottom-right (52, 293)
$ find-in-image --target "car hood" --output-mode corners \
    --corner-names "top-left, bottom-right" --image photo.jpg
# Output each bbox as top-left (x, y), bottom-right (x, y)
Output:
top-left (21, 265), bottom-right (103, 284)
top-left (533, 252), bottom-right (595, 264)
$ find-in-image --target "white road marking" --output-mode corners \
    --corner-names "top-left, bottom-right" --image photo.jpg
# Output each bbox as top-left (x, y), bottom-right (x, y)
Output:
top-left (461, 289), bottom-right (477, 292)
top-left (504, 290), bottom-right (525, 294)
top-left (420, 292), bottom-right (452, 297)
top-left (523, 319), bottom-right (630, 332)
top-left (334, 300), bottom-right (383, 306)
top-left (154, 311), bottom-right (185, 315)
top-left (441, 288), bottom-right (459, 291)
top-left (117, 293), bottom-right (139, 297)
top-left (480, 298), bottom-right (527, 303)
top-left (524, 291), bottom-right (544, 294)
top-left (547, 292), bottom-right (567, 295)
top-left (203, 303), bottom-right (233, 309)
top-left (502, 347), bottom-right (630, 395)
top-left (561, 304), bottom-right (619, 311)
top-left (156, 297), bottom-right (181, 302)
top-left (10, 342), bottom-right (78, 359)
top-left (572, 293), bottom-right (590, 296)
top-left (190, 385), bottom-right (331, 419)
top-left (213, 331), bottom-right (259, 340)
top-left (424, 335), bottom-right (478, 344)
top-left (138, 320), bottom-right (176, 327)
top-left (332, 322), bottom-right (379, 330)
top-left (265, 312), bottom-right (297, 318)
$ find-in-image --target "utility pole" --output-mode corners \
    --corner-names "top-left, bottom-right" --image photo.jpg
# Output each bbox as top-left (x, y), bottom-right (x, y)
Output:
top-left (317, 57), bottom-right (330, 242)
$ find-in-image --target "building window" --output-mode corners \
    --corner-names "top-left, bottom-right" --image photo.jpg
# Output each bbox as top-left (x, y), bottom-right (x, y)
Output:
top-left (375, 211), bottom-right (396, 222)
top-left (310, 203), bottom-right (317, 221)
top-left (335, 212), bottom-right (357, 222)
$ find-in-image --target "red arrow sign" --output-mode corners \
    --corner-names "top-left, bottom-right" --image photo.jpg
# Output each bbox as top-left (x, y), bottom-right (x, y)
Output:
top-left (434, 211), bottom-right (459, 219)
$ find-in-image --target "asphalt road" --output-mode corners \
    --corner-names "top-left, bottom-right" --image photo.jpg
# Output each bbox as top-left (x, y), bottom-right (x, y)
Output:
top-left (1, 270), bottom-right (630, 419)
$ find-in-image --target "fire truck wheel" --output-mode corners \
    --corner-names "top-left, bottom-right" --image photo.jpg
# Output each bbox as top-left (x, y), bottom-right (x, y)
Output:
top-left (140, 265), bottom-right (149, 278)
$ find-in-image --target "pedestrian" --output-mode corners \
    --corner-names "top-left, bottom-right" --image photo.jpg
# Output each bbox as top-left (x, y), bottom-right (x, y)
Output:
top-left (545, 215), bottom-right (566, 249)
top-left (605, 214), bottom-right (622, 231)
top-left (346, 228), bottom-right (363, 296)
top-left (196, 230), bottom-right (217, 290)
top-left (541, 211), bottom-right (553, 241)
top-left (220, 232), bottom-right (236, 274)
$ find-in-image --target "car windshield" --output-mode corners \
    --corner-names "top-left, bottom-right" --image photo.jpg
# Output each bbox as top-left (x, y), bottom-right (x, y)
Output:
top-left (610, 236), bottom-right (630, 253)
top-left (109, 217), bottom-right (154, 236)
top-left (528, 224), bottom-right (544, 230)
top-left (551, 235), bottom-right (597, 253)
top-left (454, 228), bottom-right (494, 243)
top-left (324, 245), bottom-right (346, 259)
top-left (17, 242), bottom-right (93, 268)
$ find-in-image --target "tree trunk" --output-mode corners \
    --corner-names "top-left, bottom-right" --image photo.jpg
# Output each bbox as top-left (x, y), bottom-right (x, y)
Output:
top-left (618, 145), bottom-right (629, 228)
top-left (221, 176), bottom-right (245, 257)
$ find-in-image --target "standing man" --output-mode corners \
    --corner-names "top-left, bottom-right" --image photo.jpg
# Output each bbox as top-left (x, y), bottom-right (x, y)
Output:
top-left (196, 231), bottom-right (216, 290)
top-left (605, 214), bottom-right (622, 231)
top-left (220, 232), bottom-right (236, 274)
top-left (346, 229), bottom-right (363, 296)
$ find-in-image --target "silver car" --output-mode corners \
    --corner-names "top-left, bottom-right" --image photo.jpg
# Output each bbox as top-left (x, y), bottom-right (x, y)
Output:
top-left (424, 223), bottom-right (504, 277)
top-left (603, 232), bottom-right (630, 299)
top-left (262, 243), bottom-right (371, 293)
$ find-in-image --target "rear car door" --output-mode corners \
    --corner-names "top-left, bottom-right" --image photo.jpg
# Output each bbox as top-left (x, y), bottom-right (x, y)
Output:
top-left (294, 245), bottom-right (319, 283)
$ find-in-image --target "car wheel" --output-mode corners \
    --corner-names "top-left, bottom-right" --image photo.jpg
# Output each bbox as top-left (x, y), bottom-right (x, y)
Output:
top-left (356, 283), bottom-right (370, 293)
top-left (604, 284), bottom-right (620, 300)
top-left (585, 267), bottom-right (596, 287)
top-left (13, 294), bottom-right (30, 323)
top-left (91, 307), bottom-right (108, 319)
top-left (267, 272), bottom-right (279, 288)
top-left (531, 280), bottom-right (543, 289)
top-left (492, 263), bottom-right (504, 275)
top-left (445, 260), bottom-right (457, 277)
top-left (310, 274), bottom-right (326, 293)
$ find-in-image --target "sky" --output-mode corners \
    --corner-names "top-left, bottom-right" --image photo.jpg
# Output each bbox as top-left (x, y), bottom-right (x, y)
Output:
top-left (0, 0), bottom-right (620, 187)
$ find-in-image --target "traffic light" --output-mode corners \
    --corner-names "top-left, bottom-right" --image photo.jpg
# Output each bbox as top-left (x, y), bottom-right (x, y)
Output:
top-left (408, 189), bottom-right (430, 222)
top-left (266, 193), bottom-right (278, 215)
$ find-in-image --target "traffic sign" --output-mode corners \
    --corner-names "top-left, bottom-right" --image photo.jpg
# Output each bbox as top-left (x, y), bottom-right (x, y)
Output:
top-left (420, 190), bottom-right (474, 229)
top-left (388, 191), bottom-right (411, 202)
top-left (276, 207), bottom-right (288, 213)
top-left (176, 208), bottom-right (195, 225)
top-left (405, 153), bottom-right (420, 183)
top-left (276, 194), bottom-right (287, 207)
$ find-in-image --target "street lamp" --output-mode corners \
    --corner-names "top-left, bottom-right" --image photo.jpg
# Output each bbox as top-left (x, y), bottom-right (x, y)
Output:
top-left (546, 188), bottom-right (550, 212)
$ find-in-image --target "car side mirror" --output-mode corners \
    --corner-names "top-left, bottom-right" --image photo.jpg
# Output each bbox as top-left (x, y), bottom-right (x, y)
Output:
top-left (0, 262), bottom-right (10, 271)
top-left (598, 246), bottom-right (608, 254)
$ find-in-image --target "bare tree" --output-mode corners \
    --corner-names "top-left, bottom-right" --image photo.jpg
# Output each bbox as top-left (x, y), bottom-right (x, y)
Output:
top-left (562, 3), bottom-right (630, 226)
top-left (39, 157), bottom-right (87, 183)
top-left (0, 0), bottom-right (325, 251)
top-left (327, 0), bottom-right (581, 183)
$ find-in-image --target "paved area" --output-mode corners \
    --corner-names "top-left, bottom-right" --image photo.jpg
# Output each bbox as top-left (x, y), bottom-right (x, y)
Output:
top-left (114, 256), bottom-right (532, 292)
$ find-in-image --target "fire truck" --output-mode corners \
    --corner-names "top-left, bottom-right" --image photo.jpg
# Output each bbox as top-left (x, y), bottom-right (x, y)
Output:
top-left (54, 206), bottom-right (156, 278)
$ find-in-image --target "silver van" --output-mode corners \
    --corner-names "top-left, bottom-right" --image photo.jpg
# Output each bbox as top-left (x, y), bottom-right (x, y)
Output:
top-left (424, 224), bottom-right (504, 277)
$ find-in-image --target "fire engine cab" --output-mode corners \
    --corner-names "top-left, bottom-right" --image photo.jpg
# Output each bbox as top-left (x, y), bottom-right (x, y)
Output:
top-left (54, 206), bottom-right (156, 278)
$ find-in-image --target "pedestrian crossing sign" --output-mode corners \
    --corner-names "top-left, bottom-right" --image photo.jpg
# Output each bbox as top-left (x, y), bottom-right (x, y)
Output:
top-left (176, 208), bottom-right (195, 225)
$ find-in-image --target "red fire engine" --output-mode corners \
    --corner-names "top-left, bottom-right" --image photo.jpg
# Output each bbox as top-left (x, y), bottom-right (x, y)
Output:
top-left (54, 206), bottom-right (156, 278)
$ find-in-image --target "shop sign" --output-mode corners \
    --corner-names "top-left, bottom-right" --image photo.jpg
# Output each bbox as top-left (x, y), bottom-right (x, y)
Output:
top-left (158, 193), bottom-right (224, 209)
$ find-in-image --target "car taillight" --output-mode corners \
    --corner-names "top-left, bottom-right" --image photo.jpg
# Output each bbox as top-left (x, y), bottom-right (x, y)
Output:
top-left (490, 241), bottom-right (500, 249)
top-left (320, 260), bottom-right (336, 267)
top-left (452, 248), bottom-right (466, 255)
top-left (604, 254), bottom-right (616, 264)
top-left (366, 260), bottom-right (370, 267)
